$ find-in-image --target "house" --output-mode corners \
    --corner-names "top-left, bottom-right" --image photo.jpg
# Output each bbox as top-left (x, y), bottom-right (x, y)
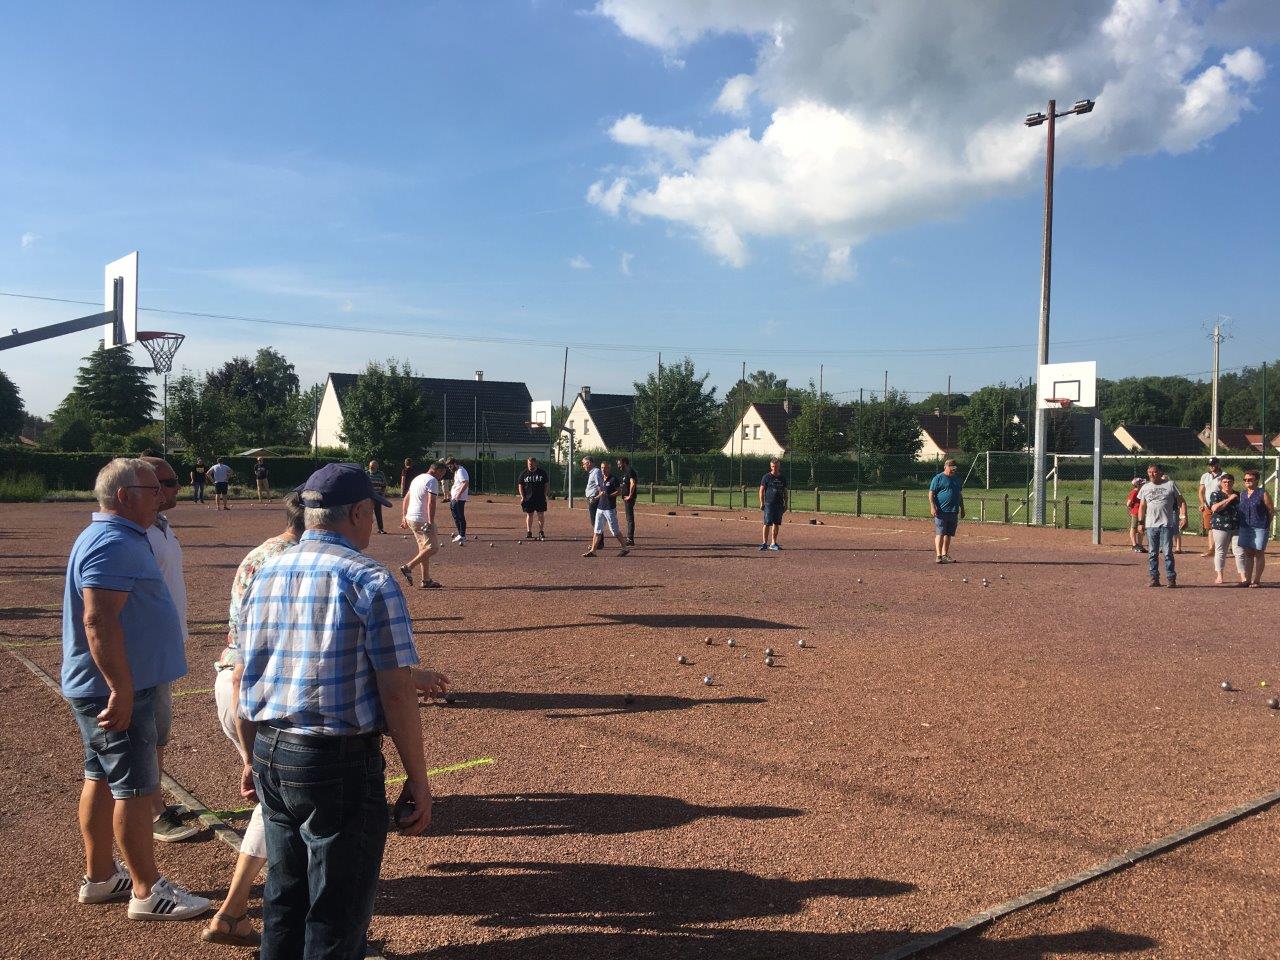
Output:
top-left (1197, 426), bottom-right (1257, 452)
top-left (1045, 411), bottom-right (1128, 455)
top-left (310, 371), bottom-right (550, 459)
top-left (1113, 423), bottom-right (1207, 457)
top-left (1244, 432), bottom-right (1280, 453)
top-left (917, 413), bottom-right (965, 460)
top-left (721, 401), bottom-right (795, 457)
top-left (562, 388), bottom-right (637, 457)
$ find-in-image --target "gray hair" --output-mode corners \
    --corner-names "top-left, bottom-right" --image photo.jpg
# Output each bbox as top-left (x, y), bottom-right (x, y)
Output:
top-left (94, 458), bottom-right (155, 510)
top-left (304, 500), bottom-right (352, 529)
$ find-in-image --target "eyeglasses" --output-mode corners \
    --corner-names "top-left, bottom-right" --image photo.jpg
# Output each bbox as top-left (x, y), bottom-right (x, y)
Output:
top-left (159, 478), bottom-right (179, 488)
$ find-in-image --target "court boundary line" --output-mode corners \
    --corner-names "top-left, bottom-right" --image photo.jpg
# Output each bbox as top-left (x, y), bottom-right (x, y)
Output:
top-left (873, 786), bottom-right (1280, 959)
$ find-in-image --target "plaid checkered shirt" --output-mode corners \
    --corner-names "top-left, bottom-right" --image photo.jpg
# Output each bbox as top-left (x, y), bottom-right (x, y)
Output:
top-left (237, 529), bottom-right (419, 736)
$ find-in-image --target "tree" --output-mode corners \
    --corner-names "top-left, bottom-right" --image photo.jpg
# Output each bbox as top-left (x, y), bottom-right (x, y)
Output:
top-left (914, 391), bottom-right (970, 415)
top-left (168, 372), bottom-right (240, 456)
top-left (0, 370), bottom-right (24, 440)
top-left (203, 348), bottom-right (304, 445)
top-left (719, 369), bottom-right (790, 440)
top-left (338, 360), bottom-right (434, 464)
top-left (852, 389), bottom-right (922, 459)
top-left (633, 357), bottom-right (719, 454)
top-left (787, 389), bottom-right (849, 460)
top-left (60, 344), bottom-right (155, 435)
top-left (958, 385), bottom-right (1026, 453)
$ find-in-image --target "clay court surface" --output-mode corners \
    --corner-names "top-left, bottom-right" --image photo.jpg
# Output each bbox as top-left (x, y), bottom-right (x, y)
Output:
top-left (1, 499), bottom-right (1277, 959)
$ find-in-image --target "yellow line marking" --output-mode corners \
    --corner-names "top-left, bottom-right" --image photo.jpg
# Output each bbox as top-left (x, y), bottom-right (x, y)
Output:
top-left (172, 686), bottom-right (216, 698)
top-left (0, 639), bottom-right (60, 649)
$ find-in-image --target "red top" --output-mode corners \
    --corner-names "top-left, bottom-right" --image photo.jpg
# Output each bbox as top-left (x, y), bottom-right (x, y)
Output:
top-left (1127, 489), bottom-right (1141, 517)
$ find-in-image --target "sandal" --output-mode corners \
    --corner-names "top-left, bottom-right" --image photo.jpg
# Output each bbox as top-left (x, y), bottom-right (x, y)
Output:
top-left (200, 910), bottom-right (260, 947)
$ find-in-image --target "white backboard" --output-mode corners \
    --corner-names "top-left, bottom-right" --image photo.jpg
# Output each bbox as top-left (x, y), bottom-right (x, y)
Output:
top-left (1037, 360), bottom-right (1096, 409)
top-left (103, 252), bottom-right (138, 347)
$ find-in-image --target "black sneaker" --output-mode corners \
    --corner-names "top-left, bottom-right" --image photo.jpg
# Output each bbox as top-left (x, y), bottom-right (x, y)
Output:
top-left (1148, 578), bottom-right (1161, 588)
top-left (1167, 579), bottom-right (1177, 589)
top-left (525, 531), bottom-right (534, 539)
top-left (153, 806), bottom-right (200, 843)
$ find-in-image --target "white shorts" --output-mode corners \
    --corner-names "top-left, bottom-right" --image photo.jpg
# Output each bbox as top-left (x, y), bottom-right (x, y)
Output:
top-left (593, 508), bottom-right (619, 535)
top-left (214, 668), bottom-right (268, 860)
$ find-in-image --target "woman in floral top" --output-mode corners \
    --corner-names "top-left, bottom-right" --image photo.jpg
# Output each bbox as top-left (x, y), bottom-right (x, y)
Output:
top-left (1207, 473), bottom-right (1241, 586)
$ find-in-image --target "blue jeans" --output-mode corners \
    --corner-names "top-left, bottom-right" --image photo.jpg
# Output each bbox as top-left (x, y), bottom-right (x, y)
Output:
top-left (192, 481), bottom-right (205, 502)
top-left (450, 499), bottom-right (467, 537)
top-left (1147, 525), bottom-right (1176, 582)
top-left (252, 730), bottom-right (389, 960)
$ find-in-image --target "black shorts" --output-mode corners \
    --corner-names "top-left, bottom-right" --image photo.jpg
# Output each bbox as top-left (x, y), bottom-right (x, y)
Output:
top-left (522, 499), bottom-right (547, 514)
top-left (214, 481), bottom-right (229, 495)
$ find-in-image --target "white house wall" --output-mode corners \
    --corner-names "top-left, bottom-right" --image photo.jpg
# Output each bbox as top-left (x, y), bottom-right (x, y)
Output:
top-left (311, 377), bottom-right (345, 449)
top-left (720, 405), bottom-right (785, 457)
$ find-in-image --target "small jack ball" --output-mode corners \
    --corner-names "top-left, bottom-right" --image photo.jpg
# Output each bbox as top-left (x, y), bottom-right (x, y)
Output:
top-left (677, 655), bottom-right (687, 665)
top-left (765, 656), bottom-right (775, 667)
top-left (703, 675), bottom-right (714, 686)
top-left (764, 647), bottom-right (774, 657)
top-left (1221, 681), bottom-right (1232, 690)
top-left (1268, 697), bottom-right (1279, 710)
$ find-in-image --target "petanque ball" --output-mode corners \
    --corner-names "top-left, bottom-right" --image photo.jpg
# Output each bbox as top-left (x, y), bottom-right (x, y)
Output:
top-left (797, 638), bottom-right (806, 648)
top-left (703, 675), bottom-right (713, 686)
top-left (704, 636), bottom-right (713, 645)
top-left (1268, 697), bottom-right (1279, 710)
top-left (764, 647), bottom-right (774, 657)
top-left (677, 655), bottom-right (687, 665)
top-left (962, 578), bottom-right (969, 584)
top-left (444, 695), bottom-right (456, 704)
top-left (765, 656), bottom-right (775, 667)
top-left (1221, 681), bottom-right (1232, 690)
top-left (726, 638), bottom-right (736, 648)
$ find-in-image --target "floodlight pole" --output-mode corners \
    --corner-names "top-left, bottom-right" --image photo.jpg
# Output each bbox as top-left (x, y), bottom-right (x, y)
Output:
top-left (1026, 96), bottom-right (1095, 525)
top-left (1092, 413), bottom-right (1103, 544)
top-left (560, 425), bottom-right (576, 508)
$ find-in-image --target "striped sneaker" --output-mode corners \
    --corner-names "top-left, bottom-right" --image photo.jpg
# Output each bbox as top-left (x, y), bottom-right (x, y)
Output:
top-left (79, 860), bottom-right (133, 904)
top-left (128, 876), bottom-right (211, 921)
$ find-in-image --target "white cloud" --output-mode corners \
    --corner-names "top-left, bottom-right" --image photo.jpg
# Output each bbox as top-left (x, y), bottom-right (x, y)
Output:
top-left (591, 0), bottom-right (1271, 275)
top-left (619, 251), bottom-right (635, 276)
top-left (714, 74), bottom-right (757, 115)
top-left (568, 254), bottom-right (593, 270)
top-left (20, 232), bottom-right (40, 248)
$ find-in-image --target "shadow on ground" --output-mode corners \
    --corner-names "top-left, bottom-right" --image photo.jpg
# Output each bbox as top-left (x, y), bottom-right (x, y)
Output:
top-left (593, 613), bottom-right (801, 630)
top-left (431, 792), bottom-right (801, 838)
top-left (431, 691), bottom-right (765, 717)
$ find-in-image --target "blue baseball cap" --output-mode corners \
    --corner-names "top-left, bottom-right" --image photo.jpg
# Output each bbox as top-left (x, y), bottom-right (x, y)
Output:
top-left (297, 463), bottom-right (393, 508)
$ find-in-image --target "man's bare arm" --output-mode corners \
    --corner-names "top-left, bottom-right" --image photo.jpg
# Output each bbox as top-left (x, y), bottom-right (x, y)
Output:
top-left (83, 588), bottom-right (133, 731)
top-left (376, 666), bottom-right (431, 835)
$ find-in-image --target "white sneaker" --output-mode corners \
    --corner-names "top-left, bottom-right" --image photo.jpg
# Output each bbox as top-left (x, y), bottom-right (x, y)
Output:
top-left (452, 534), bottom-right (464, 544)
top-left (128, 876), bottom-right (211, 921)
top-left (79, 860), bottom-right (133, 904)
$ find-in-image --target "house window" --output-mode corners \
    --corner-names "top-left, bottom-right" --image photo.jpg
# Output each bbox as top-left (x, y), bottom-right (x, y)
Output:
top-left (742, 426), bottom-right (749, 440)
top-left (753, 425), bottom-right (760, 440)
top-left (583, 419), bottom-right (590, 436)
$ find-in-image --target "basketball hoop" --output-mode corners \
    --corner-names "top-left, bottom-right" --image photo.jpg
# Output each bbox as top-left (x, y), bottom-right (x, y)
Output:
top-left (1046, 398), bottom-right (1074, 409)
top-left (135, 331), bottom-right (185, 375)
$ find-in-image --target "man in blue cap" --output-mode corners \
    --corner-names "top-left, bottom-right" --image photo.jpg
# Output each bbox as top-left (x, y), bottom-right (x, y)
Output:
top-left (236, 463), bottom-right (432, 960)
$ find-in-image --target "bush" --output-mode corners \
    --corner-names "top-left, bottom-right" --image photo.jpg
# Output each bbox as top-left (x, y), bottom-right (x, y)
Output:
top-left (0, 472), bottom-right (46, 502)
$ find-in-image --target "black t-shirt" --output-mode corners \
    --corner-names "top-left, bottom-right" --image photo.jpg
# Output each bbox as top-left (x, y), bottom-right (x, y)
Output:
top-left (254, 465), bottom-right (269, 480)
top-left (519, 468), bottom-right (548, 502)
top-left (761, 472), bottom-right (787, 507)
top-left (599, 474), bottom-right (620, 510)
top-left (621, 467), bottom-right (639, 501)
top-left (400, 468), bottom-right (418, 491)
top-left (192, 465), bottom-right (207, 482)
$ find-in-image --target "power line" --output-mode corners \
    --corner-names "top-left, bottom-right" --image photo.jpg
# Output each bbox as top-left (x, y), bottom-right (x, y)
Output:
top-left (0, 288), bottom-right (1147, 360)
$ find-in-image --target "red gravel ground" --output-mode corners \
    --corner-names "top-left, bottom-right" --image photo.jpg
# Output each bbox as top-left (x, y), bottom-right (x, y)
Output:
top-left (1, 498), bottom-right (1277, 959)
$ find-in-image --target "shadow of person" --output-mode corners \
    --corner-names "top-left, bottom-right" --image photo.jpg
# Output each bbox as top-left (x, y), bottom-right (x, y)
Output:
top-left (388, 925), bottom-right (1156, 960)
top-left (436, 691), bottom-right (765, 718)
top-left (592, 613), bottom-right (800, 630)
top-left (377, 860), bottom-right (913, 931)
top-left (431, 792), bottom-right (801, 838)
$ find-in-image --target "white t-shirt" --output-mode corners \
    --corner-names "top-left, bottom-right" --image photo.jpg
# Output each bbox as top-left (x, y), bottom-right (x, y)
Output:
top-left (208, 463), bottom-right (233, 483)
top-left (146, 515), bottom-right (188, 642)
top-left (405, 472), bottom-right (440, 524)
top-left (450, 465), bottom-right (470, 502)
top-left (585, 467), bottom-right (603, 500)
top-left (1199, 471), bottom-right (1222, 502)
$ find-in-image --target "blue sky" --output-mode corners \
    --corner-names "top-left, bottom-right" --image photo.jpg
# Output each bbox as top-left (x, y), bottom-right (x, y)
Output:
top-left (2, 1), bottom-right (1277, 417)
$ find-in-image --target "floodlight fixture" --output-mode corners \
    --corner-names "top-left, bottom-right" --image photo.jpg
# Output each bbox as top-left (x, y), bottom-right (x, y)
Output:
top-left (1070, 98), bottom-right (1096, 114)
top-left (1025, 112), bottom-right (1047, 127)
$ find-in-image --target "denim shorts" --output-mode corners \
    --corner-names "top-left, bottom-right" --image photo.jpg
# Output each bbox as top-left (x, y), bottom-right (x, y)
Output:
top-left (762, 503), bottom-right (784, 526)
top-left (1238, 526), bottom-right (1269, 551)
top-left (68, 686), bottom-right (159, 799)
top-left (934, 512), bottom-right (959, 536)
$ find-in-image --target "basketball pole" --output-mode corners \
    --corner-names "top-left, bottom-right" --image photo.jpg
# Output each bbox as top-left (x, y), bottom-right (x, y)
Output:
top-left (1092, 412), bottom-right (1103, 545)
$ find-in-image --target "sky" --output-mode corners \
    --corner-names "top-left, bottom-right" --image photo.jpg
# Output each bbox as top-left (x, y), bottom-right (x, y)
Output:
top-left (1, 0), bottom-right (1278, 418)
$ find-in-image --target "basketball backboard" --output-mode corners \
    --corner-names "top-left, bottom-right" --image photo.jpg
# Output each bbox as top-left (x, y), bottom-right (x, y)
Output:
top-left (1036, 360), bottom-right (1096, 409)
top-left (103, 252), bottom-right (138, 347)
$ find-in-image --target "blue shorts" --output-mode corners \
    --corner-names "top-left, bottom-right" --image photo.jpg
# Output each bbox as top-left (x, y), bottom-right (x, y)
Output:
top-left (762, 503), bottom-right (784, 526)
top-left (1238, 526), bottom-right (1269, 551)
top-left (934, 512), bottom-right (959, 536)
top-left (68, 686), bottom-right (159, 799)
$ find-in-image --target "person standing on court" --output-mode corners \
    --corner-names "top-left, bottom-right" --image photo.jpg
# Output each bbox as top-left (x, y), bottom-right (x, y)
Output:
top-left (1235, 468), bottom-right (1274, 587)
top-left (1207, 473), bottom-right (1243, 586)
top-left (208, 457), bottom-right (234, 511)
top-left (190, 458), bottom-right (208, 504)
top-left (518, 456), bottom-right (549, 540)
top-left (582, 456), bottom-right (602, 532)
top-left (582, 459), bottom-right (630, 558)
top-left (1197, 456), bottom-right (1224, 557)
top-left (139, 457), bottom-right (200, 843)
top-left (237, 463), bottom-right (431, 959)
top-left (617, 455), bottom-right (639, 546)
top-left (1138, 462), bottom-right (1187, 588)
top-left (400, 460), bottom-right (444, 587)
top-left (399, 457), bottom-right (418, 496)
top-left (62, 458), bottom-right (211, 921)
top-left (1126, 478), bottom-right (1146, 553)
top-left (929, 458), bottom-right (965, 564)
top-left (253, 457), bottom-right (270, 502)
top-left (445, 456), bottom-right (470, 544)
top-left (366, 460), bottom-right (388, 534)
top-left (759, 457), bottom-right (788, 552)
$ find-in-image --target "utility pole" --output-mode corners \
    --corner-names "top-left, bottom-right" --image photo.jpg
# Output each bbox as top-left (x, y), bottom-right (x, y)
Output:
top-left (1024, 95), bottom-right (1096, 525)
top-left (655, 353), bottom-right (662, 488)
top-left (1206, 316), bottom-right (1231, 455)
top-left (559, 346), bottom-right (568, 412)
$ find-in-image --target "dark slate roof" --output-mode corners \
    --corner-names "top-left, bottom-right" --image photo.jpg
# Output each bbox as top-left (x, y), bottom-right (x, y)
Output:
top-left (1048, 411), bottom-right (1128, 455)
top-left (329, 373), bottom-right (549, 447)
top-left (917, 414), bottom-right (965, 452)
top-left (1117, 423), bottom-right (1206, 456)
top-left (1212, 428), bottom-right (1258, 452)
top-left (752, 402), bottom-right (794, 447)
top-left (580, 392), bottom-right (638, 450)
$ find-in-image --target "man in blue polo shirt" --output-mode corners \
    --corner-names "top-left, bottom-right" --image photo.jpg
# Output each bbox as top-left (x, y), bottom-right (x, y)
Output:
top-left (62, 458), bottom-right (209, 922)
top-left (928, 458), bottom-right (965, 563)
